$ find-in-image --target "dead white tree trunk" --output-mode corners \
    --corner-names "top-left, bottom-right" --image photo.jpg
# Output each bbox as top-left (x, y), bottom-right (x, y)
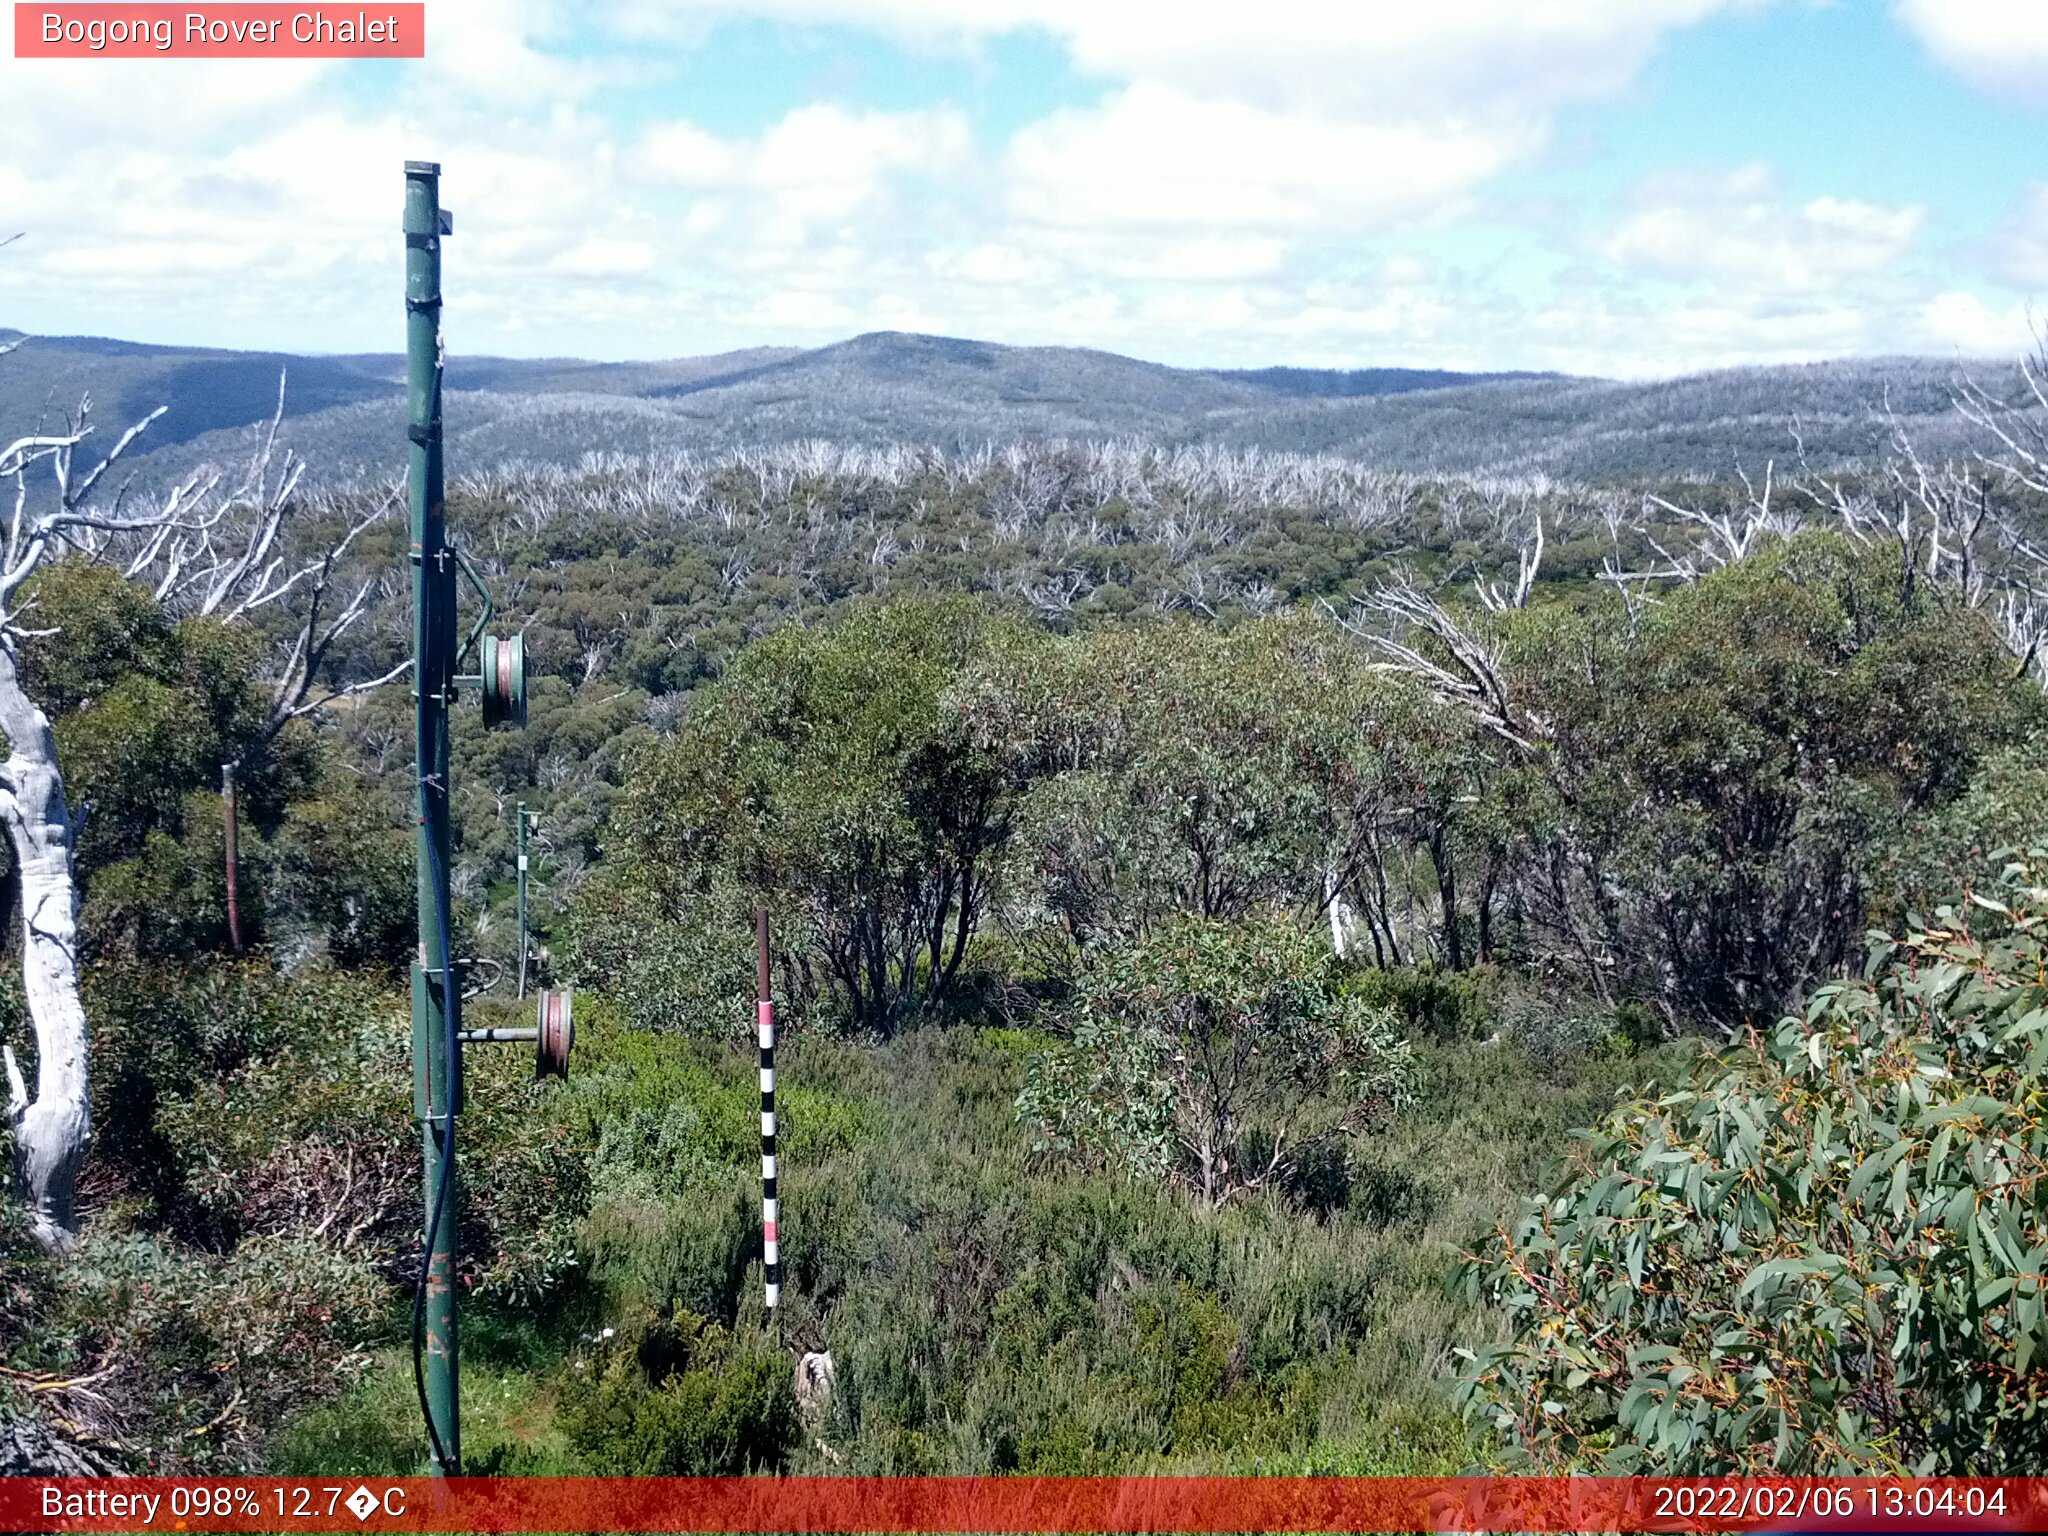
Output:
top-left (0, 402), bottom-right (163, 1250)
top-left (1322, 868), bottom-right (1353, 958)
top-left (0, 639), bottom-right (87, 1250)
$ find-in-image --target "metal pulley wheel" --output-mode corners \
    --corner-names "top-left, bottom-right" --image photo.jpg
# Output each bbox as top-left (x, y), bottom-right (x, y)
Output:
top-left (480, 632), bottom-right (526, 729)
top-left (536, 988), bottom-right (573, 1079)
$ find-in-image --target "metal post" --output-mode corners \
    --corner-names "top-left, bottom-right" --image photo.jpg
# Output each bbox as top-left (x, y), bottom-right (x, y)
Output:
top-left (758, 908), bottom-right (779, 1323)
top-left (516, 802), bottom-right (529, 999)
top-left (221, 762), bottom-right (242, 955)
top-left (405, 158), bottom-right (460, 1478)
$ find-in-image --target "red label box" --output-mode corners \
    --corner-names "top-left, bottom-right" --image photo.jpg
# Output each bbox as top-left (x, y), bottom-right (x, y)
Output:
top-left (0, 1477), bottom-right (2044, 1534)
top-left (13, 3), bottom-right (425, 56)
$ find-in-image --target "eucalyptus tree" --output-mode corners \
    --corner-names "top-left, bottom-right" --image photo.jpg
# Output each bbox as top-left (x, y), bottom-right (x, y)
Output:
top-left (952, 613), bottom-right (1449, 959)
top-left (1458, 855), bottom-right (2048, 1473)
top-left (611, 595), bottom-right (1026, 1036)
top-left (1017, 914), bottom-right (1412, 1208)
top-left (1351, 531), bottom-right (2040, 1028)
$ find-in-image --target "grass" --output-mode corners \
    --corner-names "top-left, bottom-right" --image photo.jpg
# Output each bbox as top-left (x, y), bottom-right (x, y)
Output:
top-left (270, 996), bottom-right (1700, 1477)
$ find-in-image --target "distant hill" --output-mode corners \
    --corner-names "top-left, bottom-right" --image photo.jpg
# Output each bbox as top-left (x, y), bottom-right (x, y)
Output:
top-left (0, 330), bottom-right (811, 446)
top-left (1210, 364), bottom-right (1557, 399)
top-left (0, 330), bottom-right (398, 448)
top-left (0, 326), bottom-right (2024, 487)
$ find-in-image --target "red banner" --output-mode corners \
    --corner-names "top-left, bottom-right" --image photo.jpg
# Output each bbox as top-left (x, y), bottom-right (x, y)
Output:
top-left (13, 4), bottom-right (424, 57)
top-left (1, 1477), bottom-right (2044, 1533)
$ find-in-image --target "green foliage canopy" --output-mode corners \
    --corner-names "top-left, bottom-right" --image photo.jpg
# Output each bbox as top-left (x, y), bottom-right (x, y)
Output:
top-left (1456, 852), bottom-right (2048, 1473)
top-left (4, 561), bottom-right (411, 968)
top-left (1502, 534), bottom-right (2042, 1024)
top-left (606, 596), bottom-right (1025, 1035)
top-left (955, 613), bottom-right (1471, 957)
top-left (555, 1306), bottom-right (799, 1475)
top-left (1019, 915), bottom-right (1413, 1207)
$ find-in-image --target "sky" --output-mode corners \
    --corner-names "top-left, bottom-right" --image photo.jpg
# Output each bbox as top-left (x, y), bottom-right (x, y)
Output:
top-left (0, 0), bottom-right (2045, 377)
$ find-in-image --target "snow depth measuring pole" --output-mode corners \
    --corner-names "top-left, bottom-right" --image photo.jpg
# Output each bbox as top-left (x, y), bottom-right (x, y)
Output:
top-left (758, 908), bottom-right (780, 1320)
top-left (405, 160), bottom-right (571, 1476)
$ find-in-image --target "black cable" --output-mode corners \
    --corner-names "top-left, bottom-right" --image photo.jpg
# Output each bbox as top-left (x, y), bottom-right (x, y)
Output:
top-left (412, 804), bottom-right (459, 1474)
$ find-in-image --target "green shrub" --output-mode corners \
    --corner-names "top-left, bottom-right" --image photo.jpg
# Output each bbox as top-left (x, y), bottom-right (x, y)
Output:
top-left (263, 772), bottom-right (416, 973)
top-left (155, 982), bottom-right (590, 1307)
top-left (605, 596), bottom-right (1027, 1036)
top-left (1499, 533), bottom-right (2044, 1028)
top-left (1342, 965), bottom-right (1501, 1043)
top-left (954, 614), bottom-right (1456, 955)
top-left (567, 1005), bottom-right (870, 1321)
top-left (1020, 915), bottom-right (1412, 1207)
top-left (1873, 727), bottom-right (2048, 931)
top-left (15, 1229), bottom-right (390, 1469)
top-left (555, 1307), bottom-right (799, 1474)
top-left (1456, 852), bottom-right (2048, 1473)
top-left (1491, 987), bottom-right (1631, 1074)
top-left (557, 867), bottom-right (751, 1040)
top-left (81, 962), bottom-right (392, 1227)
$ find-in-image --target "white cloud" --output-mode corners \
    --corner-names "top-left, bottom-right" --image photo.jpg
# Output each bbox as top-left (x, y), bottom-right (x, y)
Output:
top-left (419, 0), bottom-right (614, 102)
top-left (634, 104), bottom-right (974, 195)
top-left (1006, 83), bottom-right (1521, 237)
top-left (549, 237), bottom-right (659, 277)
top-left (1521, 290), bottom-right (1880, 378)
top-left (1918, 291), bottom-right (2036, 355)
top-left (635, 104), bottom-right (972, 247)
top-left (751, 288), bottom-right (858, 329)
top-left (1036, 1), bottom-right (1761, 120)
top-left (1992, 183), bottom-right (2048, 290)
top-left (1096, 237), bottom-right (1289, 284)
top-left (1894, 0), bottom-right (2048, 103)
top-left (620, 0), bottom-right (1815, 366)
top-left (650, 0), bottom-right (1767, 257)
top-left (926, 244), bottom-right (1060, 286)
top-left (0, 59), bottom-right (338, 161)
top-left (641, 1), bottom-right (1763, 118)
top-left (213, 114), bottom-right (413, 235)
top-left (1271, 290), bottom-right (1463, 346)
top-left (1598, 166), bottom-right (1925, 292)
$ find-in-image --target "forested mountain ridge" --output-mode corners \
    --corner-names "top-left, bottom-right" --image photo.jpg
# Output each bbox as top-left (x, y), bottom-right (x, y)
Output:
top-left (0, 330), bottom-right (396, 450)
top-left (1, 325), bottom-right (2021, 487)
top-left (0, 326), bottom-right (1542, 450)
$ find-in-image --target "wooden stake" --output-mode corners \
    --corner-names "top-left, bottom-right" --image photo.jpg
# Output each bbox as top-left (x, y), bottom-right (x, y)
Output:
top-left (222, 762), bottom-right (242, 955)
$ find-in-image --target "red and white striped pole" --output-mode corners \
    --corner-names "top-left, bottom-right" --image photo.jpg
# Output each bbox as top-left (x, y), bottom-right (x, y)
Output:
top-left (757, 907), bottom-right (779, 1316)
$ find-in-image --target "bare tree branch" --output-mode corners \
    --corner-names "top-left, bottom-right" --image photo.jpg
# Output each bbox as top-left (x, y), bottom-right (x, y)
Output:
top-left (1474, 514), bottom-right (1544, 612)
top-left (1328, 573), bottom-right (1542, 753)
